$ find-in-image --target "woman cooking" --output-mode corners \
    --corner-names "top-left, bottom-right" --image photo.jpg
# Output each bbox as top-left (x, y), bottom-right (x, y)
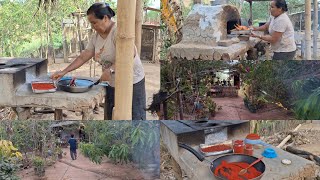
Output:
top-left (51, 3), bottom-right (146, 120)
top-left (251, 0), bottom-right (296, 60)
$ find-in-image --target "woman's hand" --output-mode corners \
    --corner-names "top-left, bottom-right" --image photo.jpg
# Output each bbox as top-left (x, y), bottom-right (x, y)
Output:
top-left (250, 32), bottom-right (260, 38)
top-left (51, 70), bottom-right (67, 80)
top-left (100, 68), bottom-right (112, 82)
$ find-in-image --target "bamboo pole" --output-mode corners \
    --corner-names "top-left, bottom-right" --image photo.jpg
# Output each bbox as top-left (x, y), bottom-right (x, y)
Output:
top-left (114, 0), bottom-right (136, 120)
top-left (135, 0), bottom-right (143, 56)
top-left (313, 0), bottom-right (318, 59)
top-left (276, 124), bottom-right (301, 149)
top-left (305, 0), bottom-right (312, 60)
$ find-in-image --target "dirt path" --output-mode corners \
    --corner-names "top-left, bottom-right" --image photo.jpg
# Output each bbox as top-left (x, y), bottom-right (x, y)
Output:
top-left (212, 97), bottom-right (294, 120)
top-left (19, 148), bottom-right (153, 180)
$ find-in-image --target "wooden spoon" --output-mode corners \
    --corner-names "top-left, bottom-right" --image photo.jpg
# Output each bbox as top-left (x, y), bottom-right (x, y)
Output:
top-left (238, 157), bottom-right (264, 175)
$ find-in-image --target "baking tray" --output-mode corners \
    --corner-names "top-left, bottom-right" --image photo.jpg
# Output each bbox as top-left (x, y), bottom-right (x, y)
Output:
top-left (199, 142), bottom-right (233, 157)
top-left (230, 30), bottom-right (251, 35)
top-left (31, 81), bottom-right (57, 93)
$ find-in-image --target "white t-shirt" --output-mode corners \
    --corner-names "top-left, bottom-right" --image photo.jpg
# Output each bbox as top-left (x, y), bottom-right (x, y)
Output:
top-left (268, 13), bottom-right (296, 52)
top-left (86, 24), bottom-right (145, 87)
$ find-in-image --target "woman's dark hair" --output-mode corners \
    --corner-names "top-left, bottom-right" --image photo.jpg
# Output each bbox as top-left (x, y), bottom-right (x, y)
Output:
top-left (87, 3), bottom-right (116, 19)
top-left (71, 134), bottom-right (74, 138)
top-left (273, 0), bottom-right (288, 12)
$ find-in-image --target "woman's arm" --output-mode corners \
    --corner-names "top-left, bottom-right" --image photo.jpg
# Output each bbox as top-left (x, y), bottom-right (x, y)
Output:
top-left (251, 31), bottom-right (283, 44)
top-left (100, 62), bottom-right (117, 82)
top-left (51, 49), bottom-right (94, 80)
top-left (252, 22), bottom-right (270, 32)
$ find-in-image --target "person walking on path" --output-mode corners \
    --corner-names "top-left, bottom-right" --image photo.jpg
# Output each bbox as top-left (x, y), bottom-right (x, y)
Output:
top-left (68, 134), bottom-right (78, 160)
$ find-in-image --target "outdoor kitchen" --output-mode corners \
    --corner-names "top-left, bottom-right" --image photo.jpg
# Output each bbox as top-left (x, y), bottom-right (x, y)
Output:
top-left (160, 120), bottom-right (320, 180)
top-left (169, 4), bottom-right (264, 61)
top-left (0, 57), bottom-right (105, 120)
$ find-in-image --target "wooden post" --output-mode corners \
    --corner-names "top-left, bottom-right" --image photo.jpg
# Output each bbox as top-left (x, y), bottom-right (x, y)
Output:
top-left (114, 0), bottom-right (136, 120)
top-left (152, 29), bottom-right (157, 62)
top-left (135, 0), bottom-right (143, 56)
top-left (305, 0), bottom-right (312, 60)
top-left (177, 90), bottom-right (184, 120)
top-left (54, 109), bottom-right (63, 120)
top-left (313, 0), bottom-right (318, 59)
top-left (249, 1), bottom-right (253, 26)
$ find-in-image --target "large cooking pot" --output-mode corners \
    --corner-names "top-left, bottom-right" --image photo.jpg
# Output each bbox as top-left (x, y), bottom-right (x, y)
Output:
top-left (178, 143), bottom-right (266, 180)
top-left (57, 77), bottom-right (100, 93)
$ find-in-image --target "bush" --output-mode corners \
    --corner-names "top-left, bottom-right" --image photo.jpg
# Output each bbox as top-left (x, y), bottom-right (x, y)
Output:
top-left (0, 158), bottom-right (20, 180)
top-left (32, 156), bottom-right (45, 177)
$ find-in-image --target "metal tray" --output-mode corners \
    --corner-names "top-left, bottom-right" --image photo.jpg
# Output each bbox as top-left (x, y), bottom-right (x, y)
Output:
top-left (230, 30), bottom-right (251, 35)
top-left (199, 142), bottom-right (233, 157)
top-left (31, 81), bottom-right (57, 94)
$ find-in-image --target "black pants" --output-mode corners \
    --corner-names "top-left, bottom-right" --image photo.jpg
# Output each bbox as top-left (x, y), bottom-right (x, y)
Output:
top-left (70, 149), bottom-right (77, 160)
top-left (104, 78), bottom-right (146, 120)
top-left (272, 51), bottom-right (296, 60)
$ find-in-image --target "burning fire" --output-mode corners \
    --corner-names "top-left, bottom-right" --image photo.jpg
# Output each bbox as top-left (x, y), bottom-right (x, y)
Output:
top-left (234, 24), bottom-right (250, 31)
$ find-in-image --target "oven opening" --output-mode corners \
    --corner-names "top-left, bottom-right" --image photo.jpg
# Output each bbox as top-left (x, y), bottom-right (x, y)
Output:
top-left (227, 20), bottom-right (241, 34)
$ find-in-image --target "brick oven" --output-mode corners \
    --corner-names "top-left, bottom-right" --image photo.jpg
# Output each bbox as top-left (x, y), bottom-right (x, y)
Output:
top-left (169, 4), bottom-right (262, 60)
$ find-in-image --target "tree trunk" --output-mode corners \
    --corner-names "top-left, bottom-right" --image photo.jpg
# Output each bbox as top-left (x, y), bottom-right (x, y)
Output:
top-left (305, 0), bottom-right (312, 60)
top-left (46, 12), bottom-right (49, 59)
top-left (313, 0), bottom-right (318, 59)
top-left (76, 13), bottom-right (83, 52)
top-left (62, 23), bottom-right (68, 63)
top-left (135, 0), bottom-right (143, 56)
top-left (113, 0), bottom-right (137, 120)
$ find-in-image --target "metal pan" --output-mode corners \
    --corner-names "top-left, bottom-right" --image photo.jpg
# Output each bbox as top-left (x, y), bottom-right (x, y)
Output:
top-left (199, 143), bottom-right (233, 157)
top-left (178, 143), bottom-right (266, 180)
top-left (57, 78), bottom-right (100, 93)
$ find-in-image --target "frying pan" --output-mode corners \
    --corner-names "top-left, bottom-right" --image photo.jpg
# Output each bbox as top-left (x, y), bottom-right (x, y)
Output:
top-left (57, 77), bottom-right (100, 93)
top-left (178, 143), bottom-right (266, 180)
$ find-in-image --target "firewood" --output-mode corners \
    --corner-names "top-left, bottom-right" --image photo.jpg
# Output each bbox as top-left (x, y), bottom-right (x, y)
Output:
top-left (277, 124), bottom-right (302, 148)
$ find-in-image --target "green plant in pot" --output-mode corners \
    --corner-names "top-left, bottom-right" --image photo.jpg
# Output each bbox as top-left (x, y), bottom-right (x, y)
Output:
top-left (33, 156), bottom-right (45, 177)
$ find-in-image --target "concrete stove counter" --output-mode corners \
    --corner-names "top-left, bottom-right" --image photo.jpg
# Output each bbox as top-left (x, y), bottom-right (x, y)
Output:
top-left (14, 83), bottom-right (105, 120)
top-left (170, 38), bottom-right (262, 61)
top-left (179, 145), bottom-right (319, 180)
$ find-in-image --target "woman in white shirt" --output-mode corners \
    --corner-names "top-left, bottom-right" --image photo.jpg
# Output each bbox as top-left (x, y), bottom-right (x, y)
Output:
top-left (51, 3), bottom-right (146, 120)
top-left (251, 0), bottom-right (296, 60)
